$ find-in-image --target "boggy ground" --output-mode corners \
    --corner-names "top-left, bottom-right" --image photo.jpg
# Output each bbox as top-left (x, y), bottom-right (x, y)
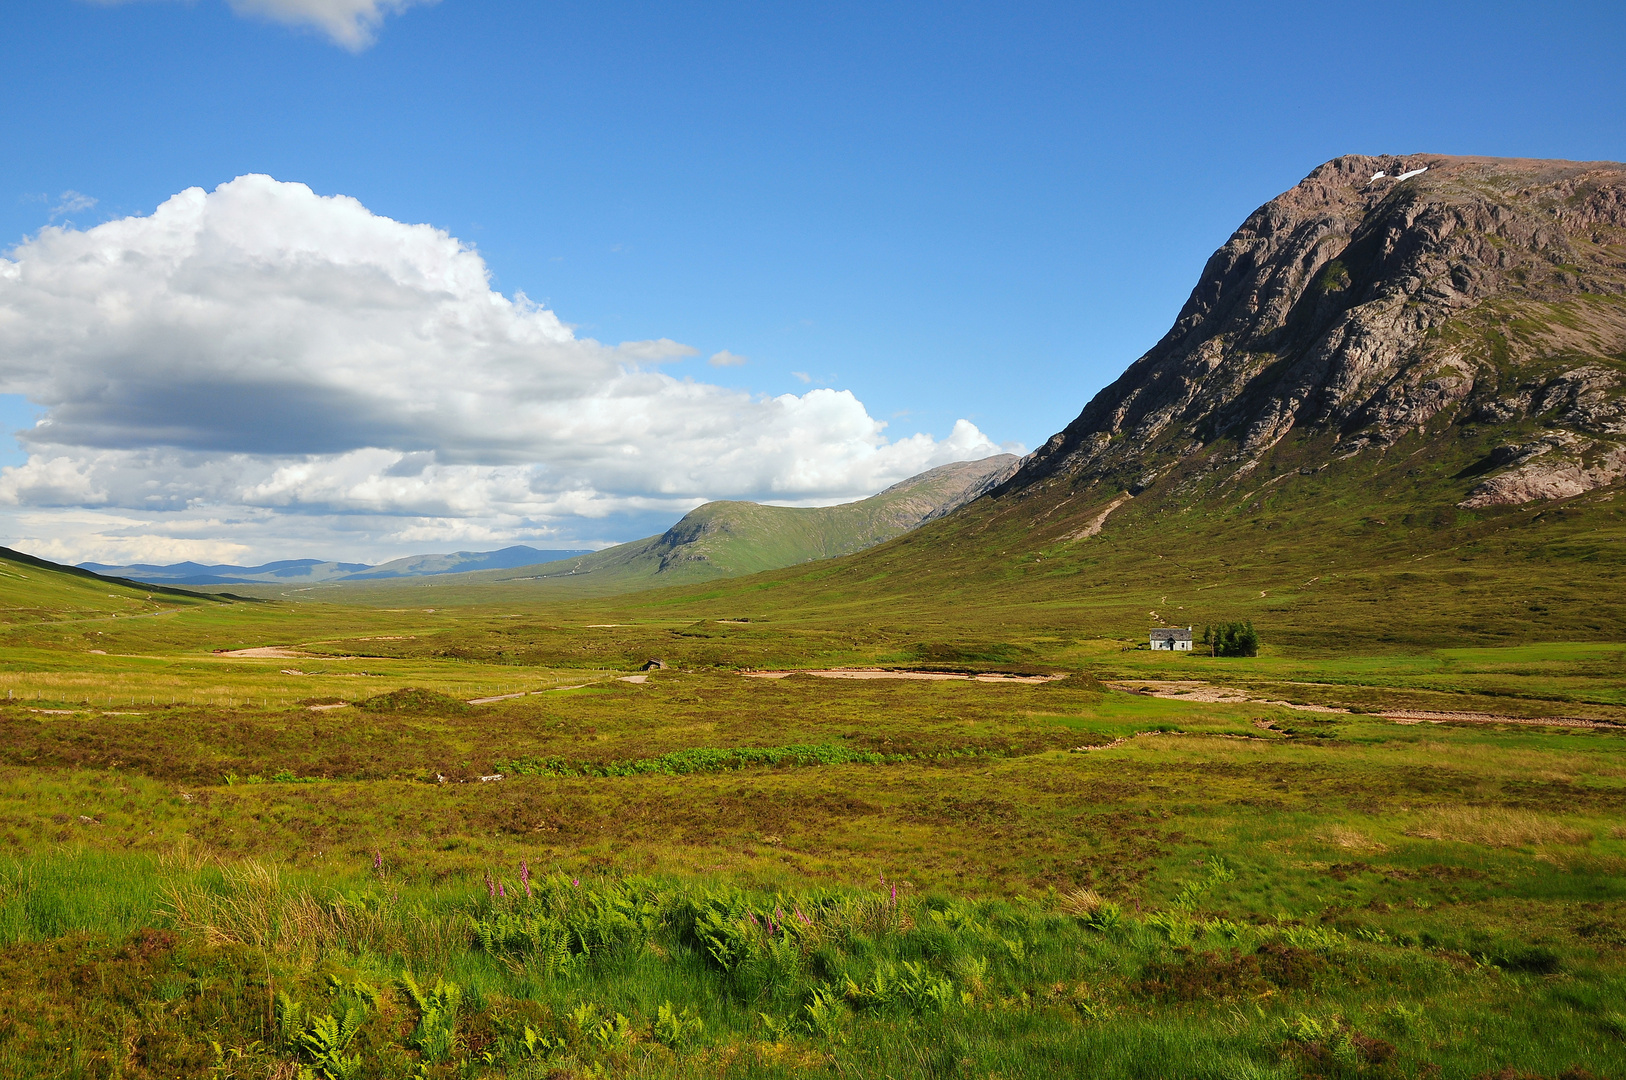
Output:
top-left (1, 626), bottom-right (1625, 1079)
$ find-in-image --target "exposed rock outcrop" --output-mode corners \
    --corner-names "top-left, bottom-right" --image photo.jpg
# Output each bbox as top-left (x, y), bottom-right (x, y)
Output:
top-left (993, 155), bottom-right (1626, 510)
top-left (1461, 437), bottom-right (1626, 508)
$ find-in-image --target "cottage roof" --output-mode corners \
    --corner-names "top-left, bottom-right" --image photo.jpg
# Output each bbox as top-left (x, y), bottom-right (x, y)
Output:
top-left (1149, 627), bottom-right (1193, 641)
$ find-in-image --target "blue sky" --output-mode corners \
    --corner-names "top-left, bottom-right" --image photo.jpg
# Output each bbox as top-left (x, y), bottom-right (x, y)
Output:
top-left (1, 0), bottom-right (1623, 565)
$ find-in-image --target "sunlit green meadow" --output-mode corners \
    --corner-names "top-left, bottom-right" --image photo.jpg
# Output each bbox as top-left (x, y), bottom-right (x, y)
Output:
top-left (1, 544), bottom-right (1624, 1078)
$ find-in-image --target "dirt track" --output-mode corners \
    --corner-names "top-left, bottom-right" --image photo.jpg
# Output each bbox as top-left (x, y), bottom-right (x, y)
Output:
top-left (213, 646), bottom-right (306, 658)
top-left (1108, 680), bottom-right (1622, 729)
top-left (743, 668), bottom-right (1063, 684)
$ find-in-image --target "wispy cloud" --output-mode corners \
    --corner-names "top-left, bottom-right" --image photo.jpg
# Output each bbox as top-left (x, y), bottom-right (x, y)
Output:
top-left (49, 191), bottom-right (97, 220)
top-left (709, 350), bottom-right (748, 367)
top-left (88, 0), bottom-right (435, 51)
top-left (791, 371), bottom-right (812, 383)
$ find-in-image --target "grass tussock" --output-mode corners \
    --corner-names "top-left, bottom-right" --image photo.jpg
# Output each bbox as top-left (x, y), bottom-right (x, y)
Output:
top-left (163, 860), bottom-right (467, 963)
top-left (1318, 825), bottom-right (1388, 851)
top-left (1406, 807), bottom-right (1594, 848)
top-left (356, 686), bottom-right (472, 714)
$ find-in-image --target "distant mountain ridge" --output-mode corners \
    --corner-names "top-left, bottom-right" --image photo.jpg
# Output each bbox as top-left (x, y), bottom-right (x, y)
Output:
top-left (79, 457), bottom-right (1019, 593)
top-left (459, 454), bottom-right (1021, 591)
top-left (81, 545), bottom-right (592, 586)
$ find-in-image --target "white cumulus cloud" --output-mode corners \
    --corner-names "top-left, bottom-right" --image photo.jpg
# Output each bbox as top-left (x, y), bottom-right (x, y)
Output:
top-left (0, 176), bottom-right (1017, 564)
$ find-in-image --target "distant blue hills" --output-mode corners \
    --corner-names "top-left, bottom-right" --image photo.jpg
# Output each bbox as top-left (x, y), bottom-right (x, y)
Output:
top-left (80, 545), bottom-right (592, 586)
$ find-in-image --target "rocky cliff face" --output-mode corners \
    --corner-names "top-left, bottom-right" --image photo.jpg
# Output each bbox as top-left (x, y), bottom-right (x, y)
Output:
top-left (998, 155), bottom-right (1626, 510)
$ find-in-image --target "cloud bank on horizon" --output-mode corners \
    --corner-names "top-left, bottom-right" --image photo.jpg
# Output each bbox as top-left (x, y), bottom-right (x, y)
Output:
top-left (92, 0), bottom-right (434, 50)
top-left (0, 176), bottom-right (1015, 565)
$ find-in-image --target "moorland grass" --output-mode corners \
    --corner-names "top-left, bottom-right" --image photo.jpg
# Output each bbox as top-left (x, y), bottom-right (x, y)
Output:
top-left (1, 548), bottom-right (1624, 1076)
top-left (0, 680), bottom-right (1622, 1076)
top-left (3, 848), bottom-right (1623, 1079)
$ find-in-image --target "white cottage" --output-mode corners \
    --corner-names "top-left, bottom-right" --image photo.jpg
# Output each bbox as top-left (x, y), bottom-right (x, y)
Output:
top-left (1149, 627), bottom-right (1194, 651)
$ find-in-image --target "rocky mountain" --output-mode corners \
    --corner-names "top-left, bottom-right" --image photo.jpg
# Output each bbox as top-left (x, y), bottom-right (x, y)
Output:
top-left (487, 454), bottom-right (1020, 589)
top-left (996, 154), bottom-right (1626, 515)
top-left (658, 156), bottom-right (1626, 649)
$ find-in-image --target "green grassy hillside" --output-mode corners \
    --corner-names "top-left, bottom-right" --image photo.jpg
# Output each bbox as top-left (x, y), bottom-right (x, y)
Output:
top-left (588, 418), bottom-right (1626, 652)
top-left (223, 455), bottom-right (1017, 602)
top-left (489, 454), bottom-right (1017, 591)
top-left (0, 545), bottom-right (223, 627)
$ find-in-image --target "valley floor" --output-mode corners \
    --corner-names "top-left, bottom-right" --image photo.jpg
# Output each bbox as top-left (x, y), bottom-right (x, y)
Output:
top-left (0, 595), bottom-right (1623, 1078)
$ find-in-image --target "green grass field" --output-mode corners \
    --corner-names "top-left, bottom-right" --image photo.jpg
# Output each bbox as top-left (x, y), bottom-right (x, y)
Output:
top-left (0, 545), bottom-right (1624, 1079)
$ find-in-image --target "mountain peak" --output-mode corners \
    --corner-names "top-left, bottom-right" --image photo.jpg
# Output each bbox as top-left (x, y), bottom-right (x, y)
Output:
top-left (999, 154), bottom-right (1626, 508)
